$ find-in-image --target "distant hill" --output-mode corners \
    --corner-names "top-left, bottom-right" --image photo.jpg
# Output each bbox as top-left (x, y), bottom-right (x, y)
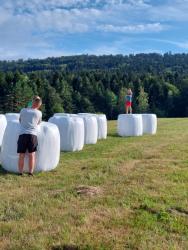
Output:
top-left (1, 53), bottom-right (188, 73)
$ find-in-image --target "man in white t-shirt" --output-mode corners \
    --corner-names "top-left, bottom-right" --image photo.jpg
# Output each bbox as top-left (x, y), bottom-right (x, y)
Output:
top-left (17, 96), bottom-right (42, 176)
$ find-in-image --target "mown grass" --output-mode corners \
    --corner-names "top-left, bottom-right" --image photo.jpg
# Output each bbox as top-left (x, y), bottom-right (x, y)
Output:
top-left (0, 118), bottom-right (188, 250)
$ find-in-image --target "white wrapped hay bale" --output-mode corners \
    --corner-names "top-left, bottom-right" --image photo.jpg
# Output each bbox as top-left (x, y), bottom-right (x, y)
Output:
top-left (1, 121), bottom-right (60, 173)
top-left (142, 114), bottom-right (157, 135)
top-left (54, 113), bottom-right (79, 118)
top-left (54, 113), bottom-right (70, 117)
top-left (48, 115), bottom-right (84, 152)
top-left (78, 113), bottom-right (107, 139)
top-left (36, 122), bottom-right (60, 171)
top-left (78, 114), bottom-right (98, 144)
top-left (5, 113), bottom-right (20, 122)
top-left (95, 114), bottom-right (107, 139)
top-left (0, 114), bottom-right (7, 146)
top-left (118, 114), bottom-right (143, 137)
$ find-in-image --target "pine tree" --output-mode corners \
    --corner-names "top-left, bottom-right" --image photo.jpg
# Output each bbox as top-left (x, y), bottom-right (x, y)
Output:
top-left (44, 84), bottom-right (64, 119)
top-left (59, 79), bottom-right (73, 113)
top-left (105, 89), bottom-right (117, 119)
top-left (118, 87), bottom-right (127, 114)
top-left (137, 87), bottom-right (149, 113)
top-left (13, 76), bottom-right (34, 112)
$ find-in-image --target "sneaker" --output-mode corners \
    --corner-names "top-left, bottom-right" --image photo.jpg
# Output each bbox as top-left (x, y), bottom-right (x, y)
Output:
top-left (28, 173), bottom-right (34, 177)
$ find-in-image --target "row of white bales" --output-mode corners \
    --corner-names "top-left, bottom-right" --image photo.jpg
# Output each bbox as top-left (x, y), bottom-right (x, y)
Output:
top-left (0, 113), bottom-right (157, 173)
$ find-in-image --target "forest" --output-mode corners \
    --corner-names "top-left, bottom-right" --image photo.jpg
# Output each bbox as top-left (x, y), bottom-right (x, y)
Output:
top-left (0, 53), bottom-right (188, 120)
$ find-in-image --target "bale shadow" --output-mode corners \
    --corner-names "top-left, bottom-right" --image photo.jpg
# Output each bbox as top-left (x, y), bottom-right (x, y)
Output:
top-left (0, 165), bottom-right (8, 175)
top-left (0, 165), bottom-right (20, 176)
top-left (107, 132), bottom-right (120, 138)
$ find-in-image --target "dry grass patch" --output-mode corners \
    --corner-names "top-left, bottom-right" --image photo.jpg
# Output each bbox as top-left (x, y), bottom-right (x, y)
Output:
top-left (75, 186), bottom-right (102, 196)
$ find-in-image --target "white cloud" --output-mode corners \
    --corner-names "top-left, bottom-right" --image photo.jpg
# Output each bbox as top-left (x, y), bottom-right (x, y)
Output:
top-left (143, 0), bottom-right (188, 22)
top-left (97, 23), bottom-right (164, 33)
top-left (0, 0), bottom-right (178, 36)
top-left (36, 8), bottom-right (101, 33)
top-left (0, 7), bottom-right (12, 25)
top-left (0, 0), bottom-right (188, 59)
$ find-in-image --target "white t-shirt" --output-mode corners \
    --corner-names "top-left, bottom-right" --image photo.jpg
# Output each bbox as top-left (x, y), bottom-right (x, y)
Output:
top-left (19, 108), bottom-right (42, 136)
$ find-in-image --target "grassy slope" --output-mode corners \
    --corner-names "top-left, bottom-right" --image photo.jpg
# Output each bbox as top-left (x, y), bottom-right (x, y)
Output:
top-left (0, 119), bottom-right (188, 250)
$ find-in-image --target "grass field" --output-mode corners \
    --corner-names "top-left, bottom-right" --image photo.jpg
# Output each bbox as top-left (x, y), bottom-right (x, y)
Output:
top-left (0, 119), bottom-right (188, 250)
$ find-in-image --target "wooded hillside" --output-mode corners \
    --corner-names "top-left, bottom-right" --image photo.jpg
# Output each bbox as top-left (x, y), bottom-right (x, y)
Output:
top-left (0, 53), bottom-right (188, 119)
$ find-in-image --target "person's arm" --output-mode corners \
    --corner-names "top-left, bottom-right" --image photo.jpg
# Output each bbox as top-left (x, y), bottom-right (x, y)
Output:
top-left (37, 118), bottom-right (41, 125)
top-left (19, 110), bottom-right (23, 123)
top-left (37, 112), bottom-right (42, 125)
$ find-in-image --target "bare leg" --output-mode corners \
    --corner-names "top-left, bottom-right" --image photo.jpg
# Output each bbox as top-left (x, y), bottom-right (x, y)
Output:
top-left (130, 106), bottom-right (132, 114)
top-left (28, 152), bottom-right (36, 174)
top-left (18, 153), bottom-right (25, 174)
top-left (126, 106), bottom-right (129, 114)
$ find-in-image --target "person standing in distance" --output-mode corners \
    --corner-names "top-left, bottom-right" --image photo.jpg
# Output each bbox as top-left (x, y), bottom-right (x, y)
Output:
top-left (17, 96), bottom-right (42, 176)
top-left (125, 88), bottom-right (133, 114)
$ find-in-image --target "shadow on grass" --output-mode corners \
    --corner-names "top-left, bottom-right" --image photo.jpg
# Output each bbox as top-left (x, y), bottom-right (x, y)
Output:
top-left (107, 132), bottom-right (120, 138)
top-left (0, 165), bottom-right (8, 175)
top-left (0, 165), bottom-right (19, 176)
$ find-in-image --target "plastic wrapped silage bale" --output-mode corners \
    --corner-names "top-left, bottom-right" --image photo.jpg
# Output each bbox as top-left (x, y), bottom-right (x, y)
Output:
top-left (54, 113), bottom-right (70, 117)
top-left (54, 113), bottom-right (79, 118)
top-left (1, 121), bottom-right (60, 173)
top-left (142, 114), bottom-right (157, 135)
top-left (117, 114), bottom-right (143, 137)
top-left (48, 115), bottom-right (84, 151)
top-left (78, 114), bottom-right (98, 144)
top-left (93, 114), bottom-right (107, 139)
top-left (5, 113), bottom-right (20, 122)
top-left (0, 114), bottom-right (7, 147)
top-left (36, 122), bottom-right (60, 171)
top-left (78, 113), bottom-right (107, 139)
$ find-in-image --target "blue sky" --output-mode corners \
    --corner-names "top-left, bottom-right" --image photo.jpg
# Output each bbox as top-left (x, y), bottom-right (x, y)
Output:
top-left (0, 0), bottom-right (188, 60)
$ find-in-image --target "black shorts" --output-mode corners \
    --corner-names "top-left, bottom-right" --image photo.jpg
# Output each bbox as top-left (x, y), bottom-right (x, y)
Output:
top-left (17, 134), bottom-right (38, 153)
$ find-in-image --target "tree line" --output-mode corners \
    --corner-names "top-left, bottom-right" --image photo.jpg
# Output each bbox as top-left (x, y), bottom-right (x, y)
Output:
top-left (0, 53), bottom-right (188, 120)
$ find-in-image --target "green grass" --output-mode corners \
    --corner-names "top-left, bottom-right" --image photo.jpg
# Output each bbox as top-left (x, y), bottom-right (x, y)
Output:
top-left (0, 118), bottom-right (188, 250)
